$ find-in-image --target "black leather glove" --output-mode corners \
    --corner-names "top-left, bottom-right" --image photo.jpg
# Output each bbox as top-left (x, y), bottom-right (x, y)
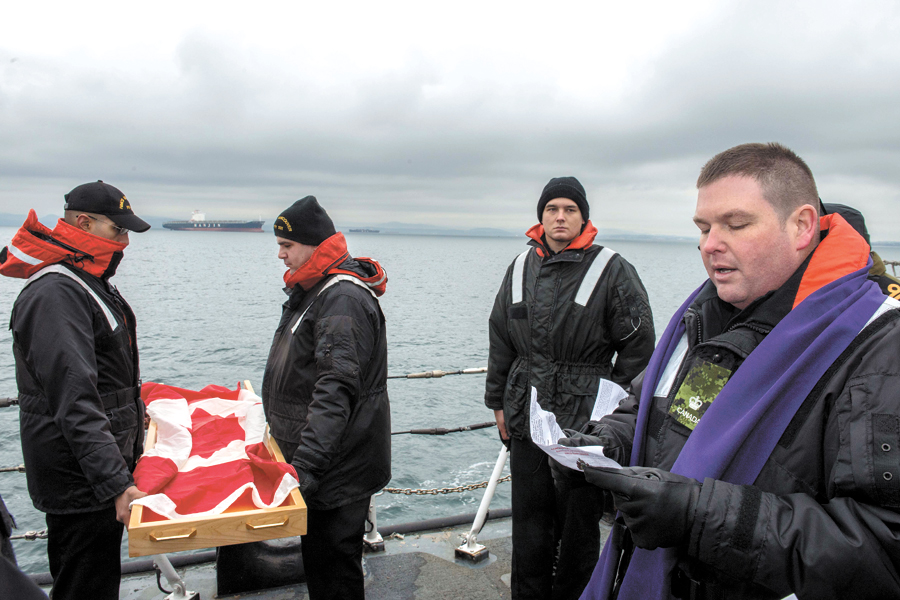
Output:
top-left (549, 454), bottom-right (586, 485)
top-left (557, 424), bottom-right (626, 465)
top-left (583, 466), bottom-right (701, 550)
top-left (549, 427), bottom-right (602, 483)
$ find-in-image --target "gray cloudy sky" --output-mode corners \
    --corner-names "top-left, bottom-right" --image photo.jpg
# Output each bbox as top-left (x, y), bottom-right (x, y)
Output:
top-left (2, 0), bottom-right (899, 239)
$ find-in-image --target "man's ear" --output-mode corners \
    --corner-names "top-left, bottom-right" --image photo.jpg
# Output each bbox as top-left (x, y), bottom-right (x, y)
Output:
top-left (793, 204), bottom-right (819, 251)
top-left (76, 214), bottom-right (91, 232)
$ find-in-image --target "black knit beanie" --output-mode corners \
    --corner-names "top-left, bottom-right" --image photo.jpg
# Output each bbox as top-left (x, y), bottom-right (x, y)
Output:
top-left (274, 196), bottom-right (336, 245)
top-left (537, 176), bottom-right (589, 222)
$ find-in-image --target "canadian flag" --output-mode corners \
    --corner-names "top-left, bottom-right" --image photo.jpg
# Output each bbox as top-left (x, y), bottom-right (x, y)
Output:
top-left (132, 382), bottom-right (299, 520)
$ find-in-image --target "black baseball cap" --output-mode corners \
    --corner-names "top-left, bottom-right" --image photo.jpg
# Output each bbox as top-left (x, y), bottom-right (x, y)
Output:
top-left (64, 181), bottom-right (151, 233)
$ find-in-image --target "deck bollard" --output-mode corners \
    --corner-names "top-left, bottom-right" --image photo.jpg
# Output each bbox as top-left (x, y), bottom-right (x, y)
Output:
top-left (455, 444), bottom-right (509, 563)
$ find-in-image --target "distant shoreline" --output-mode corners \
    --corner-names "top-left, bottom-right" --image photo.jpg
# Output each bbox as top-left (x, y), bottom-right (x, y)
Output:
top-left (1, 214), bottom-right (899, 246)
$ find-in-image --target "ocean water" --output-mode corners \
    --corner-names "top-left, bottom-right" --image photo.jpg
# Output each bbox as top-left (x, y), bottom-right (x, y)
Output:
top-left (0, 225), bottom-right (729, 574)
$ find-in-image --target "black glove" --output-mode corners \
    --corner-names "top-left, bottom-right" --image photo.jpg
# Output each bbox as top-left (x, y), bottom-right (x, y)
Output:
top-left (557, 425), bottom-right (626, 465)
top-left (292, 467), bottom-right (320, 498)
top-left (549, 454), bottom-right (586, 485)
top-left (551, 428), bottom-right (600, 483)
top-left (583, 466), bottom-right (701, 550)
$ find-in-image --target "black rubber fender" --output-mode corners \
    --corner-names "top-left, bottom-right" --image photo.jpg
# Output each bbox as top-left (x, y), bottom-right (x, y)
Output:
top-left (215, 536), bottom-right (305, 595)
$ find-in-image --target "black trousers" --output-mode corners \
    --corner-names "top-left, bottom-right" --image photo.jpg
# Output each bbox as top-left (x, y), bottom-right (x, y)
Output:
top-left (301, 497), bottom-right (370, 600)
top-left (46, 507), bottom-right (124, 600)
top-left (510, 435), bottom-right (606, 600)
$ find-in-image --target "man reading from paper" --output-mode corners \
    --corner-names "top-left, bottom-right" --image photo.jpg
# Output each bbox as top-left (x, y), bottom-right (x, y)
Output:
top-left (559, 143), bottom-right (900, 600)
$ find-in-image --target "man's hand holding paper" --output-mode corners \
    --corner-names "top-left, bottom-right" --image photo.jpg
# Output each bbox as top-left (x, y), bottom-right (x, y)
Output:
top-left (529, 380), bottom-right (627, 472)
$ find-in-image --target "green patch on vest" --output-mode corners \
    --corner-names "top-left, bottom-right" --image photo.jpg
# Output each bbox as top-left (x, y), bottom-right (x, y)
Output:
top-left (669, 359), bottom-right (732, 430)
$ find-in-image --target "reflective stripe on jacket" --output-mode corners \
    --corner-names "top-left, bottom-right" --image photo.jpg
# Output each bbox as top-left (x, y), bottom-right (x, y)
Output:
top-left (262, 257), bottom-right (391, 511)
top-left (11, 263), bottom-right (143, 513)
top-left (485, 241), bottom-right (655, 438)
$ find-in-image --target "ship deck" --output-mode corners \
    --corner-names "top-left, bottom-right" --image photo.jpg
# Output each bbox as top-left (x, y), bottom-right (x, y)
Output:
top-left (38, 516), bottom-right (613, 599)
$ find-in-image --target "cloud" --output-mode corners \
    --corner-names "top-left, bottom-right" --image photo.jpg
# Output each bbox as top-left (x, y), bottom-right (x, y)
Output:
top-left (1, 0), bottom-right (900, 239)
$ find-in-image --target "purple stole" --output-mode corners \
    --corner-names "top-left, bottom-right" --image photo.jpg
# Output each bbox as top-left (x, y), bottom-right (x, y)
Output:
top-left (581, 264), bottom-right (886, 600)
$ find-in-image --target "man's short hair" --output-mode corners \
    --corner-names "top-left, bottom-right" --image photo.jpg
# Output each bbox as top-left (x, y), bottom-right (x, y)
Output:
top-left (696, 143), bottom-right (819, 220)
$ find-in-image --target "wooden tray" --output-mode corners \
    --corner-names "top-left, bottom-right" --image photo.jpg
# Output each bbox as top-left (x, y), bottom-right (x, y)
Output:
top-left (127, 383), bottom-right (307, 557)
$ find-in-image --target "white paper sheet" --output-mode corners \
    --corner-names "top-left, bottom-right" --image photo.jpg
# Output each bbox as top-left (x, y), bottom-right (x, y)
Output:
top-left (529, 381), bottom-right (626, 471)
top-left (589, 378), bottom-right (629, 422)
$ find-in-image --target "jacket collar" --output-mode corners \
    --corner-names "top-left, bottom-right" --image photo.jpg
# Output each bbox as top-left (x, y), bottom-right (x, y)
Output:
top-left (283, 232), bottom-right (387, 296)
top-left (0, 209), bottom-right (126, 280)
top-left (525, 220), bottom-right (598, 258)
top-left (793, 213), bottom-right (871, 308)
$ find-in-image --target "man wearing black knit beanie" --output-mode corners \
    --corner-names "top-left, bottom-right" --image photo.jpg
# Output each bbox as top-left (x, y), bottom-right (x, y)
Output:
top-left (536, 176), bottom-right (590, 227)
top-left (262, 195), bottom-right (390, 600)
top-left (484, 177), bottom-right (656, 599)
top-left (273, 195), bottom-right (336, 246)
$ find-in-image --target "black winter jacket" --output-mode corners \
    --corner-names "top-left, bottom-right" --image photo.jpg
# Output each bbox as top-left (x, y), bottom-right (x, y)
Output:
top-left (11, 264), bottom-right (143, 514)
top-left (262, 258), bottom-right (391, 511)
top-left (600, 271), bottom-right (900, 599)
top-left (485, 240), bottom-right (655, 438)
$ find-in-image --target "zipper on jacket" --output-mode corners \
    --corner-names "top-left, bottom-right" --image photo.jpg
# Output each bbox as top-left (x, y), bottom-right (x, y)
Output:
top-left (725, 321), bottom-right (771, 336)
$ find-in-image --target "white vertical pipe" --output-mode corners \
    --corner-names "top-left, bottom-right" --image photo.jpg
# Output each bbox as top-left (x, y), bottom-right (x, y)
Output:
top-left (465, 444), bottom-right (509, 544)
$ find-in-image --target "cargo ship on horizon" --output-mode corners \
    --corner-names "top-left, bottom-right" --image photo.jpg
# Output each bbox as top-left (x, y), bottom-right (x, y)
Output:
top-left (163, 210), bottom-right (264, 232)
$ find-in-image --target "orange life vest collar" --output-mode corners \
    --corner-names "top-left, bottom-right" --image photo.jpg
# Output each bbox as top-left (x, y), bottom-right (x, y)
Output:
top-left (793, 213), bottom-right (871, 309)
top-left (525, 220), bottom-right (598, 257)
top-left (283, 232), bottom-right (387, 296)
top-left (0, 209), bottom-right (126, 280)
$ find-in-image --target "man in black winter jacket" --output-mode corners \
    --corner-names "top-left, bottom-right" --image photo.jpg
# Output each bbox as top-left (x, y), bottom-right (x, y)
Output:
top-left (1, 181), bottom-right (151, 600)
top-left (567, 143), bottom-right (900, 600)
top-left (262, 196), bottom-right (390, 600)
top-left (485, 177), bottom-right (655, 599)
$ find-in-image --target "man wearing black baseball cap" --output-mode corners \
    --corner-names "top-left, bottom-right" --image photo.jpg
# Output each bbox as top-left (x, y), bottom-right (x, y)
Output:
top-left (64, 180), bottom-right (151, 234)
top-left (0, 181), bottom-right (150, 600)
